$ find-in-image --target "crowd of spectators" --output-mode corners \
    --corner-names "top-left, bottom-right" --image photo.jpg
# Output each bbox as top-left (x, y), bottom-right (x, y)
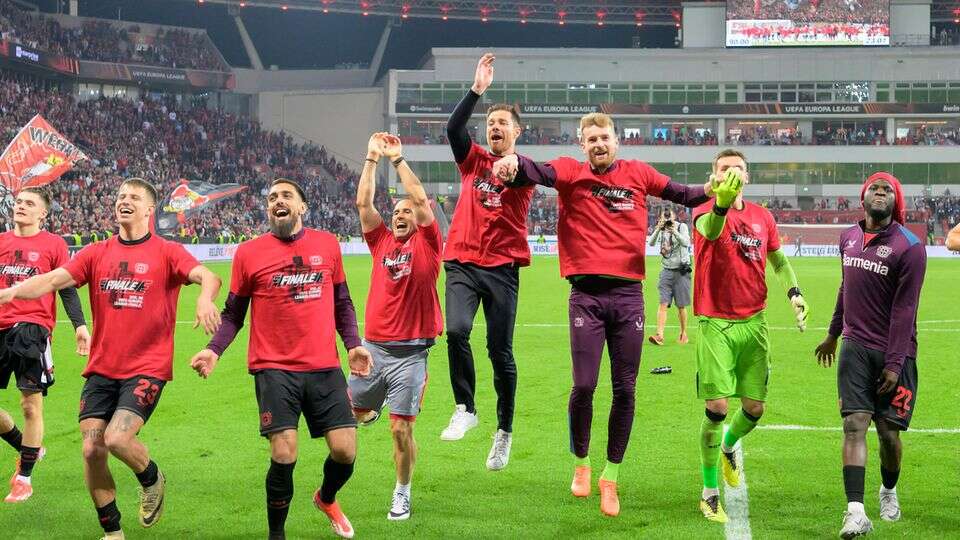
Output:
top-left (0, 0), bottom-right (226, 71)
top-left (727, 0), bottom-right (887, 25)
top-left (916, 191), bottom-right (960, 238)
top-left (0, 70), bottom-right (388, 240)
top-left (895, 124), bottom-right (960, 146)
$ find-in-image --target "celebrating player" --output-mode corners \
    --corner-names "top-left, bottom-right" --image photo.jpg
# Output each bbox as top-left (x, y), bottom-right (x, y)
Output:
top-left (691, 149), bottom-right (807, 524)
top-left (352, 133), bottom-right (442, 520)
top-left (492, 112), bottom-right (714, 516)
top-left (0, 178), bottom-right (222, 539)
top-left (0, 187), bottom-right (90, 503)
top-left (440, 53), bottom-right (534, 470)
top-left (815, 172), bottom-right (926, 539)
top-left (647, 207), bottom-right (693, 346)
top-left (190, 178), bottom-right (372, 540)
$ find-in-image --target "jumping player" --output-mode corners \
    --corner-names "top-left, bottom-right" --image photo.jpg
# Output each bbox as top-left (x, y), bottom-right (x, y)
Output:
top-left (492, 112), bottom-right (715, 516)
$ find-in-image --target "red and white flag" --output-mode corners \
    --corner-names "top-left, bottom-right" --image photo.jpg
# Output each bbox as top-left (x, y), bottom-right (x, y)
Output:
top-left (0, 114), bottom-right (87, 193)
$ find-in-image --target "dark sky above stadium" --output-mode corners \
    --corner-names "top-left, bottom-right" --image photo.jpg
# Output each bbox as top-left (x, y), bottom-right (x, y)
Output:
top-left (39, 0), bottom-right (677, 73)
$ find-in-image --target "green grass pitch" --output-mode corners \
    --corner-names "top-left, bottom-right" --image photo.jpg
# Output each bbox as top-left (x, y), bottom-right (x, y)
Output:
top-left (2, 256), bottom-right (959, 539)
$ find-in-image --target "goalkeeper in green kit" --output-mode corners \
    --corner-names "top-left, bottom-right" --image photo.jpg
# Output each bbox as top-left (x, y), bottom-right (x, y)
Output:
top-left (690, 149), bottom-right (809, 523)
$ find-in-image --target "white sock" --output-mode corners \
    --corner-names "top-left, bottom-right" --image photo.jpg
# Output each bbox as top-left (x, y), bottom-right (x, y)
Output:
top-left (395, 482), bottom-right (410, 497)
top-left (847, 501), bottom-right (865, 514)
top-left (15, 474), bottom-right (31, 485)
top-left (880, 485), bottom-right (897, 494)
top-left (702, 487), bottom-right (719, 499)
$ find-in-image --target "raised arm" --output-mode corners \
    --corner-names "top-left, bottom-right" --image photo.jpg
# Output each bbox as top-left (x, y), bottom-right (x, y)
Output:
top-left (357, 133), bottom-right (385, 233)
top-left (658, 180), bottom-right (712, 208)
top-left (695, 170), bottom-right (743, 241)
top-left (0, 268), bottom-right (76, 304)
top-left (381, 134), bottom-right (434, 226)
top-left (447, 53), bottom-right (494, 163)
top-left (674, 222), bottom-right (691, 248)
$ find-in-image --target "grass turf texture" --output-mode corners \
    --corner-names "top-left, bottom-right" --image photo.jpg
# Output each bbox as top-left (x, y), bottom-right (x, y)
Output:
top-left (2, 256), bottom-right (959, 539)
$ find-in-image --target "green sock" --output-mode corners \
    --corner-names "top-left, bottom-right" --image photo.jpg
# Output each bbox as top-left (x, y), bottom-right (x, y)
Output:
top-left (600, 461), bottom-right (619, 483)
top-left (722, 409), bottom-right (760, 451)
top-left (574, 455), bottom-right (590, 468)
top-left (700, 416), bottom-right (723, 489)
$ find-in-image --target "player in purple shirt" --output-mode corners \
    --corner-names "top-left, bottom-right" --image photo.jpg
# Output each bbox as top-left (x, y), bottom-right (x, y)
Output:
top-left (814, 172), bottom-right (926, 539)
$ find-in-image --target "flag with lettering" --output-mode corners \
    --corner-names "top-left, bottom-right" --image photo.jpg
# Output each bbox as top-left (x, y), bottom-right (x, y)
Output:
top-left (0, 114), bottom-right (87, 192)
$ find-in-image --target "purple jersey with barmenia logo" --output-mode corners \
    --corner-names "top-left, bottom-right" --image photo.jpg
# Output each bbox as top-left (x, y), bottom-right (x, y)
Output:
top-left (827, 221), bottom-right (926, 375)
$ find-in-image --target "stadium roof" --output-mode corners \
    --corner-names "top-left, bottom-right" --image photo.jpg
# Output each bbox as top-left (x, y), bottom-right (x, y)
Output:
top-left (190, 0), bottom-right (960, 25)
top-left (193, 1), bottom-right (690, 26)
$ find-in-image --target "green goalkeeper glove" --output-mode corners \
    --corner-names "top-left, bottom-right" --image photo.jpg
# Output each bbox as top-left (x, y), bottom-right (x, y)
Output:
top-left (712, 169), bottom-right (744, 209)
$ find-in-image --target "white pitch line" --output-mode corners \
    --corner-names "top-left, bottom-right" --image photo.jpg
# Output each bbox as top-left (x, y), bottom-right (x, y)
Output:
top-left (759, 424), bottom-right (960, 434)
top-left (56, 321), bottom-right (960, 333)
top-left (724, 443), bottom-right (752, 540)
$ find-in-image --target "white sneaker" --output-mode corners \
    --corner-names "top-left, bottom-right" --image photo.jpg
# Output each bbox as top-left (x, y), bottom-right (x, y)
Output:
top-left (387, 490), bottom-right (411, 521)
top-left (839, 511), bottom-right (873, 538)
top-left (486, 429), bottom-right (512, 471)
top-left (440, 405), bottom-right (478, 441)
top-left (879, 487), bottom-right (901, 522)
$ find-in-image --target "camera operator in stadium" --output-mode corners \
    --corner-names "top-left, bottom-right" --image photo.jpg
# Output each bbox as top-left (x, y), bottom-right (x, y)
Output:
top-left (647, 207), bottom-right (692, 346)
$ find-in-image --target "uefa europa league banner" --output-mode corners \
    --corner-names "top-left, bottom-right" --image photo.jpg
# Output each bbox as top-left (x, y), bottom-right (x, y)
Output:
top-left (154, 179), bottom-right (248, 235)
top-left (0, 115), bottom-right (88, 217)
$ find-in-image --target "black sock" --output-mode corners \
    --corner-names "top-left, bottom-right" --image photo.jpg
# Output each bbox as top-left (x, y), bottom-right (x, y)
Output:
top-left (18, 446), bottom-right (41, 477)
top-left (135, 460), bottom-right (159, 488)
top-left (1, 426), bottom-right (22, 451)
top-left (880, 466), bottom-right (900, 490)
top-left (266, 460), bottom-right (295, 536)
top-left (843, 465), bottom-right (866, 504)
top-left (319, 455), bottom-right (354, 504)
top-left (96, 500), bottom-right (122, 533)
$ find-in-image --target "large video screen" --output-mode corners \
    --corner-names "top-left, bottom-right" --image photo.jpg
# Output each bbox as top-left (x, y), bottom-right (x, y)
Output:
top-left (726, 0), bottom-right (889, 47)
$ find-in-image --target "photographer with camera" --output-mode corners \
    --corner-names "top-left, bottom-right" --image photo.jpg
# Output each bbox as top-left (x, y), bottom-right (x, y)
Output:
top-left (648, 207), bottom-right (692, 346)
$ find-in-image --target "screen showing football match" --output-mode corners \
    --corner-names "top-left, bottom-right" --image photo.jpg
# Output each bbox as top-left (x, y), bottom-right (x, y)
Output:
top-left (726, 0), bottom-right (890, 47)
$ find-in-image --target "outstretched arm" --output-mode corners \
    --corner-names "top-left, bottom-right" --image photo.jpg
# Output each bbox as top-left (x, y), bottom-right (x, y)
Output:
top-left (0, 268), bottom-right (76, 304)
top-left (357, 133), bottom-right (385, 233)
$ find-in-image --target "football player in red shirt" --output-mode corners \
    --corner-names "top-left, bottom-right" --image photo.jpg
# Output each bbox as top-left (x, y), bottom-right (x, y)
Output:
top-left (352, 133), bottom-right (442, 521)
top-left (691, 150), bottom-right (807, 523)
top-left (440, 54), bottom-right (533, 470)
top-left (190, 178), bottom-right (372, 540)
top-left (492, 113), bottom-right (714, 516)
top-left (0, 187), bottom-right (90, 503)
top-left (0, 178), bottom-right (222, 539)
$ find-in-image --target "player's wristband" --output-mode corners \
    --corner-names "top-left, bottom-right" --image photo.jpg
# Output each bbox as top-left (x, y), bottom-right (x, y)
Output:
top-left (711, 203), bottom-right (729, 216)
top-left (392, 156), bottom-right (405, 166)
top-left (365, 158), bottom-right (378, 165)
top-left (787, 287), bottom-right (802, 299)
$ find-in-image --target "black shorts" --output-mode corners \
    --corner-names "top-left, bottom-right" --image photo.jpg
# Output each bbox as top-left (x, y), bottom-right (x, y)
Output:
top-left (0, 323), bottom-right (53, 395)
top-left (254, 368), bottom-right (356, 438)
top-left (79, 374), bottom-right (167, 423)
top-left (837, 339), bottom-right (918, 430)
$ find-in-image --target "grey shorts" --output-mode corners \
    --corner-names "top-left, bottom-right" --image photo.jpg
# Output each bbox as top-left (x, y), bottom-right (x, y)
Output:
top-left (348, 339), bottom-right (431, 418)
top-left (657, 267), bottom-right (691, 308)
